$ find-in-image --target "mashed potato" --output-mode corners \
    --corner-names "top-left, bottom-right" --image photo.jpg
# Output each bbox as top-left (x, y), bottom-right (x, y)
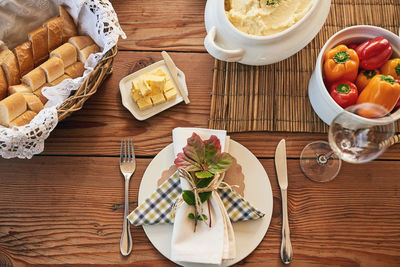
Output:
top-left (225, 0), bottom-right (314, 36)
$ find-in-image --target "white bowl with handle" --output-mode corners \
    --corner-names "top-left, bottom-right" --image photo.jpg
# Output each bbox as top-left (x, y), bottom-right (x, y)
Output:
top-left (203, 0), bottom-right (331, 66)
top-left (308, 25), bottom-right (400, 125)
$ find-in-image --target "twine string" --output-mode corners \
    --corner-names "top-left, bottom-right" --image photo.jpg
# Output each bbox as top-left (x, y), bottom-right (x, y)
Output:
top-left (171, 168), bottom-right (236, 227)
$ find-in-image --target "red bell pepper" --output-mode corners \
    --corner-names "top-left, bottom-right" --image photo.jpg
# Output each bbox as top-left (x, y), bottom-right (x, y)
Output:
top-left (330, 80), bottom-right (358, 108)
top-left (356, 37), bottom-right (392, 70)
top-left (347, 43), bottom-right (359, 50)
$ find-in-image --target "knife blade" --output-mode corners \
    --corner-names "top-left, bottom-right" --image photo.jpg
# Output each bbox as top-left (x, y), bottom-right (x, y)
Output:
top-left (161, 51), bottom-right (190, 104)
top-left (275, 139), bottom-right (293, 264)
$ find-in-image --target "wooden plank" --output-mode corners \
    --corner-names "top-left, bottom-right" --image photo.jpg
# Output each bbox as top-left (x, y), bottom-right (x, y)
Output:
top-left (42, 51), bottom-right (400, 159)
top-left (44, 51), bottom-right (213, 156)
top-left (112, 0), bottom-right (207, 51)
top-left (0, 157), bottom-right (399, 266)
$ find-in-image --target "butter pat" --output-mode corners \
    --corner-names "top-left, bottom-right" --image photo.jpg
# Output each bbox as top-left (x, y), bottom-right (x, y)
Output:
top-left (144, 74), bottom-right (166, 91)
top-left (132, 79), bottom-right (151, 97)
top-left (136, 96), bottom-right (152, 110)
top-left (152, 68), bottom-right (167, 77)
top-left (130, 68), bottom-right (179, 110)
top-left (131, 89), bottom-right (141, 102)
top-left (164, 80), bottom-right (175, 92)
top-left (164, 89), bottom-right (177, 100)
top-left (151, 93), bottom-right (166, 105)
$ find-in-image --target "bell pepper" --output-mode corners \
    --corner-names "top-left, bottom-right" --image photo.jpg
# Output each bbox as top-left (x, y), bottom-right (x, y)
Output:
top-left (330, 80), bottom-right (358, 108)
top-left (394, 98), bottom-right (400, 111)
top-left (355, 69), bottom-right (380, 93)
top-left (347, 43), bottom-right (359, 50)
top-left (357, 75), bottom-right (400, 114)
top-left (380, 58), bottom-right (400, 80)
top-left (324, 44), bottom-right (359, 84)
top-left (394, 79), bottom-right (400, 111)
top-left (355, 37), bottom-right (392, 70)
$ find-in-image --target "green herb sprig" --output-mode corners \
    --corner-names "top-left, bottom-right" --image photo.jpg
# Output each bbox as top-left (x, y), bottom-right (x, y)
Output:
top-left (259, 0), bottom-right (281, 7)
top-left (175, 133), bottom-right (234, 231)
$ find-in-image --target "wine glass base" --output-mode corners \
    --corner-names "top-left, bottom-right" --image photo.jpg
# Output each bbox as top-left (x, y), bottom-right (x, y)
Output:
top-left (300, 141), bottom-right (342, 183)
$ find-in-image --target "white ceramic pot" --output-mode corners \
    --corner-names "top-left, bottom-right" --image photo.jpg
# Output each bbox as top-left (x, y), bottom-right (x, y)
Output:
top-left (308, 25), bottom-right (400, 125)
top-left (204, 0), bottom-right (331, 66)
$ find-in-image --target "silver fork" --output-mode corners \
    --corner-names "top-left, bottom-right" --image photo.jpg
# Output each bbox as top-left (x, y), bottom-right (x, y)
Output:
top-left (119, 138), bottom-right (135, 256)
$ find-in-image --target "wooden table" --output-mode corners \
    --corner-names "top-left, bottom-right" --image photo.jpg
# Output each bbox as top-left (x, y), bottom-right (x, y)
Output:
top-left (1, 1), bottom-right (400, 266)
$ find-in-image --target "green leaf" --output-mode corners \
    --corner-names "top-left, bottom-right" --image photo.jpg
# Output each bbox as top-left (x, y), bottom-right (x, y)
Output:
top-left (197, 178), bottom-right (213, 188)
top-left (208, 152), bottom-right (234, 174)
top-left (198, 214), bottom-right (208, 221)
top-left (203, 135), bottom-right (221, 166)
top-left (199, 191), bottom-right (212, 203)
top-left (195, 171), bottom-right (214, 179)
top-left (182, 190), bottom-right (195, 206)
top-left (174, 133), bottom-right (205, 172)
top-left (174, 133), bottom-right (234, 175)
top-left (188, 213), bottom-right (195, 220)
top-left (174, 152), bottom-right (202, 172)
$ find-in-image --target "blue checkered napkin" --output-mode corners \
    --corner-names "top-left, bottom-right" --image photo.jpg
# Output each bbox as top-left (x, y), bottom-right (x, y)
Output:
top-left (128, 172), bottom-right (265, 226)
top-left (128, 172), bottom-right (181, 226)
top-left (218, 188), bottom-right (265, 222)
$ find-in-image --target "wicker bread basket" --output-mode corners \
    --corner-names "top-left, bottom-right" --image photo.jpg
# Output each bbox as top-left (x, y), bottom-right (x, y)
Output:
top-left (56, 45), bottom-right (117, 121)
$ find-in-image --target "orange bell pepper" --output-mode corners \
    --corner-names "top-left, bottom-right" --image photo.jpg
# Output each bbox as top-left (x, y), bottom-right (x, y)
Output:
top-left (380, 58), bottom-right (400, 80)
top-left (357, 75), bottom-right (400, 114)
top-left (324, 44), bottom-right (359, 84)
top-left (355, 69), bottom-right (380, 93)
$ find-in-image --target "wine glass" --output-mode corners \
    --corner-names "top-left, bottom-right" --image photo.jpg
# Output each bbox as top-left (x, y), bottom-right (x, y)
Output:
top-left (300, 103), bottom-right (396, 182)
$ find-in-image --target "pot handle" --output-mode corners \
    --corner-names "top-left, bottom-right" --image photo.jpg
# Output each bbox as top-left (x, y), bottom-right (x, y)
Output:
top-left (204, 26), bottom-right (244, 62)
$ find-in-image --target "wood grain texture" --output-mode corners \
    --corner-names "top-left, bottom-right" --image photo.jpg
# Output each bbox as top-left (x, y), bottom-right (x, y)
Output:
top-left (41, 51), bottom-right (400, 159)
top-left (1, 1), bottom-right (400, 266)
top-left (0, 157), bottom-right (400, 266)
top-left (112, 0), bottom-right (207, 51)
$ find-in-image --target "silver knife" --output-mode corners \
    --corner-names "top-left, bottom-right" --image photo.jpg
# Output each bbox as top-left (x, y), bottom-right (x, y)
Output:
top-left (275, 139), bottom-right (293, 264)
top-left (161, 51), bottom-right (190, 104)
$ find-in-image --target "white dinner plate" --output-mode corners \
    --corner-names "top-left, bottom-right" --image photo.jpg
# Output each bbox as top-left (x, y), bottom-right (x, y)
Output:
top-left (119, 60), bottom-right (189, 121)
top-left (138, 139), bottom-right (273, 266)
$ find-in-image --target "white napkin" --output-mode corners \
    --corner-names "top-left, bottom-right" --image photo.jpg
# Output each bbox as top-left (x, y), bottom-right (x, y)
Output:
top-left (171, 127), bottom-right (236, 265)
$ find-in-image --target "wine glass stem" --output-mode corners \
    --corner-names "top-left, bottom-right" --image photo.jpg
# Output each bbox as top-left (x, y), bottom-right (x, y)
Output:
top-left (317, 150), bottom-right (335, 165)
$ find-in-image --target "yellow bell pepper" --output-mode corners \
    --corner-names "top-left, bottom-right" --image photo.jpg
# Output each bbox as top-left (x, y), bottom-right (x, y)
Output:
top-left (357, 75), bottom-right (400, 114)
top-left (355, 69), bottom-right (380, 92)
top-left (380, 58), bottom-right (400, 80)
top-left (324, 44), bottom-right (359, 84)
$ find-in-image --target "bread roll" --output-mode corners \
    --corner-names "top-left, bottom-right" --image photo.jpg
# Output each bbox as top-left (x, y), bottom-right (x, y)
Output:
top-left (50, 43), bottom-right (77, 67)
top-left (79, 44), bottom-right (100, 63)
top-left (0, 68), bottom-right (7, 100)
top-left (10, 110), bottom-right (37, 127)
top-left (44, 16), bottom-right (64, 51)
top-left (69, 36), bottom-right (94, 50)
top-left (59, 5), bottom-right (78, 43)
top-left (22, 67), bottom-right (46, 91)
top-left (65, 61), bottom-right (84, 79)
top-left (34, 85), bottom-right (49, 104)
top-left (23, 94), bottom-right (44, 113)
top-left (28, 26), bottom-right (49, 66)
top-left (40, 57), bottom-right (64, 83)
top-left (51, 74), bottom-right (71, 86)
top-left (1, 49), bottom-right (20, 86)
top-left (13, 41), bottom-right (34, 77)
top-left (8, 84), bottom-right (32, 95)
top-left (0, 93), bottom-right (27, 127)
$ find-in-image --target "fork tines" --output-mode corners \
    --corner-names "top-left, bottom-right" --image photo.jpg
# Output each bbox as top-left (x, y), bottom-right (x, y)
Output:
top-left (120, 138), bottom-right (135, 163)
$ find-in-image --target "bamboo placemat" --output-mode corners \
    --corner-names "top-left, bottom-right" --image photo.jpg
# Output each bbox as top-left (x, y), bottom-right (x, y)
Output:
top-left (209, 0), bottom-right (400, 133)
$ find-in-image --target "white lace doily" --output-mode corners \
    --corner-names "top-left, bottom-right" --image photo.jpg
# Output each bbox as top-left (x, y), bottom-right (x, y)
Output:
top-left (0, 0), bottom-right (126, 159)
